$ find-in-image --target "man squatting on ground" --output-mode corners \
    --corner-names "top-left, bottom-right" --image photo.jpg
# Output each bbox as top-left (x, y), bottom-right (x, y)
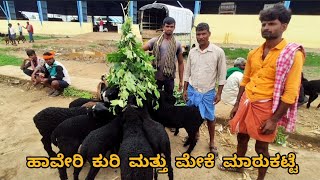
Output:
top-left (38, 51), bottom-right (71, 97)
top-left (20, 49), bottom-right (46, 85)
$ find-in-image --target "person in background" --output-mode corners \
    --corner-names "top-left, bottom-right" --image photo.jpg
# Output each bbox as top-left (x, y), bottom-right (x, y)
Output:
top-left (17, 23), bottom-right (23, 36)
top-left (20, 49), bottom-right (45, 85)
top-left (8, 23), bottom-right (17, 46)
top-left (221, 57), bottom-right (246, 105)
top-left (23, 22), bottom-right (34, 43)
top-left (39, 51), bottom-right (71, 97)
top-left (99, 18), bottom-right (104, 32)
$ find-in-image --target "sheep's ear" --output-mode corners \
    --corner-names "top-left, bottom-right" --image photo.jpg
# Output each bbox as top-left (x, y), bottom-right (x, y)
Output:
top-left (94, 102), bottom-right (108, 112)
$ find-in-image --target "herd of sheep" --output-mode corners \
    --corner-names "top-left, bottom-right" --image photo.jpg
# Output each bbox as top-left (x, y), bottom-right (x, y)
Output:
top-left (32, 84), bottom-right (205, 180)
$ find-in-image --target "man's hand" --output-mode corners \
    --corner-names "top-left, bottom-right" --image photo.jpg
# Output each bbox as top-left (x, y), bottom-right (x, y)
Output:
top-left (260, 118), bottom-right (278, 135)
top-left (178, 81), bottom-right (183, 92)
top-left (230, 103), bottom-right (239, 119)
top-left (214, 93), bottom-right (221, 105)
top-left (183, 90), bottom-right (188, 102)
top-left (40, 77), bottom-right (48, 84)
top-left (31, 74), bottom-right (36, 81)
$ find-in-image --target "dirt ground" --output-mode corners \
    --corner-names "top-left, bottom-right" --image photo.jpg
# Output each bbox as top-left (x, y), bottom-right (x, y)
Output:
top-left (1, 78), bottom-right (320, 180)
top-left (1, 33), bottom-right (320, 180)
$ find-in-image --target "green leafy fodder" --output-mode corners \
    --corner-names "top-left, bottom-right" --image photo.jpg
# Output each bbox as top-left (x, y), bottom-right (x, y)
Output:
top-left (106, 17), bottom-right (159, 112)
top-left (173, 86), bottom-right (186, 106)
top-left (274, 126), bottom-right (288, 146)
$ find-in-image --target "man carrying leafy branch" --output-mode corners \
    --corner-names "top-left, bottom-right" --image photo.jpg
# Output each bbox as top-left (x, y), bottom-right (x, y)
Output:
top-left (143, 17), bottom-right (184, 96)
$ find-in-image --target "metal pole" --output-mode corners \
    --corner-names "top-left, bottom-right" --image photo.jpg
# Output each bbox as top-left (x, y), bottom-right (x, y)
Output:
top-left (129, 1), bottom-right (133, 19)
top-left (194, 1), bottom-right (201, 17)
top-left (5, 1), bottom-right (11, 20)
top-left (284, 1), bottom-right (291, 9)
top-left (77, 1), bottom-right (83, 27)
top-left (37, 1), bottom-right (43, 25)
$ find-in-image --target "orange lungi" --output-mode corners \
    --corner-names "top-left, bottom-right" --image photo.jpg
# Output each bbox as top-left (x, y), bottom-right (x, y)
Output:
top-left (229, 93), bottom-right (277, 143)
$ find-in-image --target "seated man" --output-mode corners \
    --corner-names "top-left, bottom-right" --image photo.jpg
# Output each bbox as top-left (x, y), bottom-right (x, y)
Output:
top-left (20, 49), bottom-right (45, 85)
top-left (39, 51), bottom-right (71, 97)
top-left (221, 57), bottom-right (246, 105)
top-left (226, 57), bottom-right (246, 79)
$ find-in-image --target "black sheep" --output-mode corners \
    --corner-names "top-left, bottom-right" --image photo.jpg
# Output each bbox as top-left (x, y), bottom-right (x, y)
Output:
top-left (151, 91), bottom-right (204, 154)
top-left (68, 98), bottom-right (101, 108)
top-left (119, 106), bottom-right (154, 180)
top-left (302, 77), bottom-right (320, 108)
top-left (73, 116), bottom-right (124, 180)
top-left (51, 102), bottom-right (115, 180)
top-left (141, 109), bottom-right (173, 180)
top-left (33, 106), bottom-right (88, 157)
top-left (68, 86), bottom-right (120, 108)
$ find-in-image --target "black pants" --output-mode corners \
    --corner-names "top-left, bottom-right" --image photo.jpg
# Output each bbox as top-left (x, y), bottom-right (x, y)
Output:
top-left (23, 69), bottom-right (34, 76)
top-left (156, 79), bottom-right (174, 96)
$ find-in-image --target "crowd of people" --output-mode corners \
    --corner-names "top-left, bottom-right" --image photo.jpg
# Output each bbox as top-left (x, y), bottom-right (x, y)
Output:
top-left (141, 4), bottom-right (304, 180)
top-left (7, 21), bottom-right (34, 46)
top-left (19, 4), bottom-right (306, 180)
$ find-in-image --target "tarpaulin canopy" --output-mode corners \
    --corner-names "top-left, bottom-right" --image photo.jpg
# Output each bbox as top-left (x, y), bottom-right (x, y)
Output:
top-left (139, 3), bottom-right (193, 34)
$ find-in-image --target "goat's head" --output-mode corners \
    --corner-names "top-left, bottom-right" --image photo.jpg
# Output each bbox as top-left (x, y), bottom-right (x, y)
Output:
top-left (88, 102), bottom-right (109, 121)
top-left (101, 86), bottom-right (120, 104)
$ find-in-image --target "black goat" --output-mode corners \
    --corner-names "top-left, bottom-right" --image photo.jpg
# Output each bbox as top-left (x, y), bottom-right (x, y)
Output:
top-left (33, 106), bottom-right (88, 157)
top-left (151, 91), bottom-right (204, 154)
top-left (119, 106), bottom-right (154, 180)
top-left (73, 116), bottom-right (124, 180)
top-left (302, 77), bottom-right (320, 108)
top-left (51, 102), bottom-right (114, 180)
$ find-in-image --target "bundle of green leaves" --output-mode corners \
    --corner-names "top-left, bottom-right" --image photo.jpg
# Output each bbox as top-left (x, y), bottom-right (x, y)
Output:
top-left (106, 17), bottom-right (160, 112)
top-left (274, 126), bottom-right (288, 146)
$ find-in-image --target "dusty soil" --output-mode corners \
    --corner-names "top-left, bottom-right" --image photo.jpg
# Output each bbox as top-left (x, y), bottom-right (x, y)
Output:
top-left (1, 79), bottom-right (320, 180)
top-left (1, 32), bottom-right (320, 180)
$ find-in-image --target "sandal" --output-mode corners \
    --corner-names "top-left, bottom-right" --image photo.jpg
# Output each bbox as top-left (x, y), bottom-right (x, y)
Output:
top-left (218, 164), bottom-right (244, 173)
top-left (209, 146), bottom-right (219, 159)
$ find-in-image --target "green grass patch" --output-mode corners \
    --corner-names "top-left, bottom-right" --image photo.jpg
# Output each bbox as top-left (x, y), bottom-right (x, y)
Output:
top-left (222, 47), bottom-right (320, 67)
top-left (89, 44), bottom-right (97, 48)
top-left (32, 44), bottom-right (49, 49)
top-left (0, 47), bottom-right (14, 52)
top-left (63, 87), bottom-right (93, 99)
top-left (305, 52), bottom-right (320, 67)
top-left (33, 35), bottom-right (58, 40)
top-left (0, 54), bottom-right (21, 66)
top-left (222, 48), bottom-right (250, 60)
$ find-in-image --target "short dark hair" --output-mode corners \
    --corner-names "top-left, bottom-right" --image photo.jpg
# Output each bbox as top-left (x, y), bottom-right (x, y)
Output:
top-left (43, 52), bottom-right (53, 56)
top-left (163, 17), bottom-right (175, 25)
top-left (259, 4), bottom-right (292, 24)
top-left (26, 49), bottom-right (36, 56)
top-left (8, 23), bottom-right (12, 26)
top-left (196, 23), bottom-right (210, 32)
